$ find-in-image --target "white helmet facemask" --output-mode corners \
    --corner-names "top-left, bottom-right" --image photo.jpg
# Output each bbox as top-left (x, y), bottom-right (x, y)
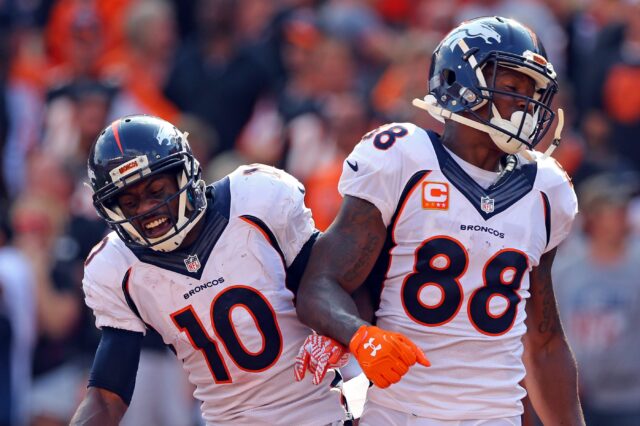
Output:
top-left (104, 170), bottom-right (207, 252)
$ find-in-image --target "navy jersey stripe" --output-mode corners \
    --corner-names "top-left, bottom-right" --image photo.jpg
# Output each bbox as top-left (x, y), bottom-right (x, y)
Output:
top-left (362, 170), bottom-right (430, 317)
top-left (285, 231), bottom-right (319, 298)
top-left (120, 269), bottom-right (167, 350)
top-left (240, 215), bottom-right (286, 262)
top-left (540, 191), bottom-right (551, 248)
top-left (239, 215), bottom-right (314, 298)
top-left (121, 268), bottom-right (142, 321)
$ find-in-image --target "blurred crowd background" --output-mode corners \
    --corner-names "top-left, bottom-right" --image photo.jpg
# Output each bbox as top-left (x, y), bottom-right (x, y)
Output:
top-left (0, 0), bottom-right (639, 425)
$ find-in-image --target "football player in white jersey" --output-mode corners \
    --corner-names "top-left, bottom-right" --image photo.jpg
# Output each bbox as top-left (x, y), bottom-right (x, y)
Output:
top-left (294, 17), bottom-right (585, 425)
top-left (70, 115), bottom-right (347, 425)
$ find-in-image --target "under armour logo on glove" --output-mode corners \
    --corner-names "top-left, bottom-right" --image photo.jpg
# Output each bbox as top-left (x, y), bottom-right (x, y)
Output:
top-left (294, 334), bottom-right (350, 385)
top-left (364, 338), bottom-right (382, 356)
top-left (349, 325), bottom-right (430, 389)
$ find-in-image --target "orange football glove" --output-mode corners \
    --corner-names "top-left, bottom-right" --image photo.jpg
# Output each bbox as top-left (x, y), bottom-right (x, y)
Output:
top-left (349, 325), bottom-right (430, 388)
top-left (294, 334), bottom-right (350, 385)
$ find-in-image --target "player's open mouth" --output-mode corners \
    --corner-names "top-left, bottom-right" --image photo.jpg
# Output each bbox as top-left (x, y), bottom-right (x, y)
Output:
top-left (141, 216), bottom-right (173, 238)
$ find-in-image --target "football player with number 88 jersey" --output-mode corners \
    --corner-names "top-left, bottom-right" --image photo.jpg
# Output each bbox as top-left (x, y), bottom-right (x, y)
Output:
top-left (295, 17), bottom-right (585, 425)
top-left (71, 115), bottom-right (346, 425)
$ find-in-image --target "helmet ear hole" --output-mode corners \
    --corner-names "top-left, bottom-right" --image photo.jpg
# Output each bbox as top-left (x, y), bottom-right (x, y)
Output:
top-left (443, 69), bottom-right (456, 86)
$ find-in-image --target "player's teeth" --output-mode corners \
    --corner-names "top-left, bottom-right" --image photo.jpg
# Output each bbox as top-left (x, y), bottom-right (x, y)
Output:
top-left (146, 218), bottom-right (167, 229)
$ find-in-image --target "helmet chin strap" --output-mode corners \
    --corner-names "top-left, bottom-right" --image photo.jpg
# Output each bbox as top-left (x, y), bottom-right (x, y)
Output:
top-left (413, 97), bottom-right (525, 154)
top-left (412, 96), bottom-right (564, 158)
top-left (487, 103), bottom-right (537, 154)
top-left (542, 107), bottom-right (564, 159)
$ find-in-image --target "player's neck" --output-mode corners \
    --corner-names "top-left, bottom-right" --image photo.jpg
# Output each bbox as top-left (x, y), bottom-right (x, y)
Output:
top-left (441, 125), bottom-right (504, 172)
top-left (178, 216), bottom-right (207, 249)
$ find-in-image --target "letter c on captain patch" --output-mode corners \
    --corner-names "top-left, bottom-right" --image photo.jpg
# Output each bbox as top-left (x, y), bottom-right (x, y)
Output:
top-left (422, 182), bottom-right (449, 210)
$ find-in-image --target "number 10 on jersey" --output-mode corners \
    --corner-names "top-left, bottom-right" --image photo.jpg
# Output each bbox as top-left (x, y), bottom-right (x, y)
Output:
top-left (171, 285), bottom-right (283, 382)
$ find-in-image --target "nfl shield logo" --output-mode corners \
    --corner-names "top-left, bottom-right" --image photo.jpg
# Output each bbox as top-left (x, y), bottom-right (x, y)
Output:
top-left (480, 196), bottom-right (495, 213)
top-left (184, 254), bottom-right (201, 273)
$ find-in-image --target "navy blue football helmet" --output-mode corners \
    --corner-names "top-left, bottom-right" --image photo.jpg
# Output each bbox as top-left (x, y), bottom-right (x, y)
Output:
top-left (87, 115), bottom-right (207, 252)
top-left (414, 16), bottom-right (559, 154)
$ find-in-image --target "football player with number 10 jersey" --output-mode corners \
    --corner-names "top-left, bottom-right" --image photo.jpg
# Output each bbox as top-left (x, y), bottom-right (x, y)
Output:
top-left (70, 115), bottom-right (346, 425)
top-left (295, 17), bottom-right (585, 426)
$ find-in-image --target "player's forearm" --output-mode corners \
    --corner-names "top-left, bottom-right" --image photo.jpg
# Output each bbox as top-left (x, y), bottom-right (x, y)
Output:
top-left (523, 336), bottom-right (585, 426)
top-left (296, 273), bottom-right (368, 345)
top-left (70, 387), bottom-right (127, 426)
top-left (296, 197), bottom-right (387, 344)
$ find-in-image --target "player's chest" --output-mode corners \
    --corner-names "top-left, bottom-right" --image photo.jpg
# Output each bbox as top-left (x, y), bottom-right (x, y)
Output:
top-left (126, 230), bottom-right (288, 333)
top-left (394, 171), bottom-right (548, 263)
top-left (383, 172), bottom-right (545, 336)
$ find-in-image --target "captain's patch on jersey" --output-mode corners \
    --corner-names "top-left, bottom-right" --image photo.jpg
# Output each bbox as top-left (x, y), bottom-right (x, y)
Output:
top-left (422, 182), bottom-right (449, 210)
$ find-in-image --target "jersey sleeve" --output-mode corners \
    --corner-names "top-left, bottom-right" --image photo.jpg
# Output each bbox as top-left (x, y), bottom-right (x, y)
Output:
top-left (540, 158), bottom-right (579, 252)
top-left (83, 238), bottom-right (146, 333)
top-left (338, 124), bottom-right (415, 226)
top-left (232, 164), bottom-right (315, 267)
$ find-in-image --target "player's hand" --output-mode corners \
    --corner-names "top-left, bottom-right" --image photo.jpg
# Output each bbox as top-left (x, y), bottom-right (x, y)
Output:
top-left (294, 334), bottom-right (350, 385)
top-left (349, 325), bottom-right (430, 388)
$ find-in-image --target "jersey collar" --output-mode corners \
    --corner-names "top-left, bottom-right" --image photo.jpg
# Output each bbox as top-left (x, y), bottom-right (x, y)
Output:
top-left (428, 130), bottom-right (538, 220)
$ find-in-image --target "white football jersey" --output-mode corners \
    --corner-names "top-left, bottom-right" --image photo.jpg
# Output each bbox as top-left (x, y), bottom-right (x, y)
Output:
top-left (83, 165), bottom-right (344, 425)
top-left (339, 124), bottom-right (577, 420)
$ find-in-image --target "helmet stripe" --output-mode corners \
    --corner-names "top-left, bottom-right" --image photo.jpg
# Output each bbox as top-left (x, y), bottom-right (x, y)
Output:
top-left (111, 120), bottom-right (124, 154)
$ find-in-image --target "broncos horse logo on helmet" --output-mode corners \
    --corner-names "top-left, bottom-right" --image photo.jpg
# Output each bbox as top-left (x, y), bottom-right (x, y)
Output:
top-left (413, 16), bottom-right (561, 155)
top-left (87, 115), bottom-right (207, 252)
top-left (444, 20), bottom-right (503, 51)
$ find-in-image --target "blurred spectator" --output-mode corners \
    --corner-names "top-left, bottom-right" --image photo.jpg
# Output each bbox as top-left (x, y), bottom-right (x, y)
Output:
top-left (236, 97), bottom-right (285, 166)
top-left (5, 189), bottom-right (78, 426)
top-left (235, 0), bottom-right (279, 44)
top-left (7, 155), bottom-right (86, 426)
top-left (369, 31), bottom-right (435, 124)
top-left (554, 172), bottom-right (640, 426)
top-left (304, 91), bottom-right (369, 230)
top-left (0, 29), bottom-right (10, 214)
top-left (0, 213), bottom-right (37, 426)
top-left (164, 0), bottom-right (280, 153)
top-left (571, 109), bottom-right (636, 185)
top-left (42, 82), bottom-right (114, 174)
top-left (45, 1), bottom-right (105, 83)
top-left (2, 27), bottom-right (45, 199)
top-left (318, 0), bottom-right (385, 45)
top-left (563, 0), bottom-right (624, 121)
top-left (46, 0), bottom-right (134, 76)
top-left (277, 8), bottom-right (325, 122)
top-left (107, 0), bottom-right (181, 122)
top-left (583, 0), bottom-right (640, 172)
top-left (11, 189), bottom-right (79, 343)
top-left (284, 37), bottom-right (360, 181)
top-left (0, 283), bottom-right (9, 426)
top-left (456, 0), bottom-right (567, 74)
